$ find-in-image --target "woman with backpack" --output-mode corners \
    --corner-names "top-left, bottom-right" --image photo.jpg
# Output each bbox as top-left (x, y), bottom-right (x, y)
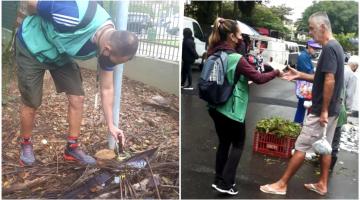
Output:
top-left (207, 18), bottom-right (282, 195)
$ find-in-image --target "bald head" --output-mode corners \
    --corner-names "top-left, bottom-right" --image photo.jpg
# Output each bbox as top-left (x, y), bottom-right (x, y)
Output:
top-left (110, 30), bottom-right (139, 59)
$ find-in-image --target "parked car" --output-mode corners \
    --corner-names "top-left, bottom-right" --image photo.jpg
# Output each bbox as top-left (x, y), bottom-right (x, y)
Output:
top-left (183, 16), bottom-right (206, 65)
top-left (127, 12), bottom-right (153, 34)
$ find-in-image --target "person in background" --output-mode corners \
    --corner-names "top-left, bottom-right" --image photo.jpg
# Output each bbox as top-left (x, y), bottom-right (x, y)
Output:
top-left (330, 57), bottom-right (357, 170)
top-left (181, 28), bottom-right (199, 90)
top-left (348, 56), bottom-right (359, 116)
top-left (207, 17), bottom-right (281, 196)
top-left (294, 39), bottom-right (322, 124)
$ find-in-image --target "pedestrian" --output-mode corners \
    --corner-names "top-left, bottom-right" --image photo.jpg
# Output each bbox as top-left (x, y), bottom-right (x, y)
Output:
top-left (207, 17), bottom-right (282, 195)
top-left (348, 55), bottom-right (359, 116)
top-left (260, 12), bottom-right (344, 196)
top-left (181, 28), bottom-right (199, 90)
top-left (293, 39), bottom-right (321, 124)
top-left (330, 59), bottom-right (357, 170)
top-left (16, 0), bottom-right (138, 166)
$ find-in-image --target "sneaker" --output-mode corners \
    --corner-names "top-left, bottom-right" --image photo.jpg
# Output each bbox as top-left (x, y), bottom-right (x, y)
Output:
top-left (215, 184), bottom-right (239, 195)
top-left (212, 181), bottom-right (236, 190)
top-left (183, 87), bottom-right (194, 90)
top-left (20, 140), bottom-right (35, 166)
top-left (64, 143), bottom-right (96, 165)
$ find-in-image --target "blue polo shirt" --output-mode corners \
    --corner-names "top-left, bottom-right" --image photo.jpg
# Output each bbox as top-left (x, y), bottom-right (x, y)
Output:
top-left (296, 50), bottom-right (314, 74)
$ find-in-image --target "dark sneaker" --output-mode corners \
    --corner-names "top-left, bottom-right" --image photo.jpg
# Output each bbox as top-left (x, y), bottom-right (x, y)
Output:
top-left (212, 178), bottom-right (236, 190)
top-left (20, 140), bottom-right (35, 166)
top-left (64, 143), bottom-right (96, 165)
top-left (215, 184), bottom-right (238, 195)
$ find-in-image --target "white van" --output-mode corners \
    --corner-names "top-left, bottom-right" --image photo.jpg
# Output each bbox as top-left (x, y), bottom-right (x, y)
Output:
top-left (183, 16), bottom-right (206, 64)
top-left (250, 35), bottom-right (301, 66)
top-left (250, 35), bottom-right (289, 65)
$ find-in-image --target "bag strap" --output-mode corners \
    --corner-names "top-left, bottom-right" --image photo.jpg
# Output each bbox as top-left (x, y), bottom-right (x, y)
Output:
top-left (60, 1), bottom-right (98, 33)
top-left (322, 123), bottom-right (328, 138)
top-left (214, 50), bottom-right (241, 85)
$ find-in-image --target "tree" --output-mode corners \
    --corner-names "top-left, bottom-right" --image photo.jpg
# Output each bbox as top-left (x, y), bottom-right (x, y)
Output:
top-left (297, 1), bottom-right (358, 35)
top-left (270, 4), bottom-right (293, 23)
top-left (334, 33), bottom-right (358, 53)
top-left (249, 4), bottom-right (289, 33)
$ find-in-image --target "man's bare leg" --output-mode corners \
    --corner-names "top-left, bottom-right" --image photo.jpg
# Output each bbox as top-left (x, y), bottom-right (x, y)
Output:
top-left (67, 95), bottom-right (84, 137)
top-left (260, 150), bottom-right (306, 193)
top-left (64, 95), bottom-right (96, 165)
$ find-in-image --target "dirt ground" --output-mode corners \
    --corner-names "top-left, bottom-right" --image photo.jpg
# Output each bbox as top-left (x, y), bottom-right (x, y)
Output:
top-left (2, 68), bottom-right (179, 199)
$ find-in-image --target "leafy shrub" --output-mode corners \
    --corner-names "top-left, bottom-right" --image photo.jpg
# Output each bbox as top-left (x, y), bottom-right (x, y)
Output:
top-left (256, 117), bottom-right (301, 138)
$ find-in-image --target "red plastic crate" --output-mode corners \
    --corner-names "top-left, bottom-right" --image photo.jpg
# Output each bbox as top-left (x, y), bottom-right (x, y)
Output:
top-left (253, 131), bottom-right (296, 158)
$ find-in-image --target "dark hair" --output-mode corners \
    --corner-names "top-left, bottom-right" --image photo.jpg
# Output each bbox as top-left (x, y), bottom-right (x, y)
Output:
top-left (208, 18), bottom-right (238, 49)
top-left (109, 31), bottom-right (139, 58)
top-left (183, 28), bottom-right (193, 39)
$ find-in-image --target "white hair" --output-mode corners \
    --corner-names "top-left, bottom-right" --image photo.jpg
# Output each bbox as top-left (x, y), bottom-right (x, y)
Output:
top-left (309, 12), bottom-right (332, 33)
top-left (348, 55), bottom-right (359, 66)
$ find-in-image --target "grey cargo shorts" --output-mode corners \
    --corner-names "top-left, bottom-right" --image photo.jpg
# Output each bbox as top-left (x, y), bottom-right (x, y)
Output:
top-left (15, 37), bottom-right (85, 108)
top-left (295, 114), bottom-right (338, 152)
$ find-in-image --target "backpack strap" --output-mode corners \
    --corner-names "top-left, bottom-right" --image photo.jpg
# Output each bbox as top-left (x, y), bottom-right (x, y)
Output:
top-left (59, 1), bottom-right (98, 33)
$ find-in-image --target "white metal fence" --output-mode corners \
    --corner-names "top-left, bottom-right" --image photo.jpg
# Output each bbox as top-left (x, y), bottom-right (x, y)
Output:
top-left (104, 1), bottom-right (180, 62)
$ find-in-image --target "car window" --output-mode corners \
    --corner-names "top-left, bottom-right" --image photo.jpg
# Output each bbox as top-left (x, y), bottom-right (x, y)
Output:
top-left (192, 22), bottom-right (204, 41)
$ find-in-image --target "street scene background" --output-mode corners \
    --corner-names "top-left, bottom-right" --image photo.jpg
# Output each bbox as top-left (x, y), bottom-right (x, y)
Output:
top-left (182, 0), bottom-right (359, 199)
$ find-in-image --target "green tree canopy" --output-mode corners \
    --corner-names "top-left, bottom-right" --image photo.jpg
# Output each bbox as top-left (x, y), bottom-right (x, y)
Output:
top-left (297, 1), bottom-right (358, 34)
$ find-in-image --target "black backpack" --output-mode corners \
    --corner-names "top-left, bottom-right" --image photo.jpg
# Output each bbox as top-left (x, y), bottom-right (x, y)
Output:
top-left (198, 51), bottom-right (240, 105)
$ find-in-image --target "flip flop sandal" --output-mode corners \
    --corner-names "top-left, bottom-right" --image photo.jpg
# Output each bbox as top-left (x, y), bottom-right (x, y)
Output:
top-left (260, 184), bottom-right (286, 195)
top-left (304, 183), bottom-right (327, 196)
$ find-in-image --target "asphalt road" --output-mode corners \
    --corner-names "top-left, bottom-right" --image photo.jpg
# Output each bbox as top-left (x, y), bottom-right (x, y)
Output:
top-left (181, 68), bottom-right (358, 199)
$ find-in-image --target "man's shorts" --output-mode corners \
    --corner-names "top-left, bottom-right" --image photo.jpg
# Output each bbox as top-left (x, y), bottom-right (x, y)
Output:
top-left (15, 38), bottom-right (85, 108)
top-left (295, 113), bottom-right (338, 152)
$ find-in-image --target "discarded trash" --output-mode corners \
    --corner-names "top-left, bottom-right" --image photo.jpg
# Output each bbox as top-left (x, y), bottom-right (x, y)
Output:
top-left (122, 148), bottom-right (158, 169)
top-left (127, 159), bottom-right (147, 169)
top-left (339, 124), bottom-right (358, 153)
top-left (41, 139), bottom-right (48, 144)
top-left (305, 152), bottom-right (317, 160)
top-left (114, 176), bottom-right (120, 184)
top-left (339, 161), bottom-right (344, 165)
top-left (132, 174), bottom-right (160, 191)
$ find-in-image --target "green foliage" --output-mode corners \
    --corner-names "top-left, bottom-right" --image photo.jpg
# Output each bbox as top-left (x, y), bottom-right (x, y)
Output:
top-left (247, 4), bottom-right (289, 33)
top-left (334, 32), bottom-right (358, 53)
top-left (297, 1), bottom-right (358, 34)
top-left (184, 1), bottom-right (219, 30)
top-left (129, 3), bottom-right (155, 18)
top-left (256, 117), bottom-right (301, 138)
top-left (184, 1), bottom-right (291, 36)
top-left (269, 4), bottom-right (293, 22)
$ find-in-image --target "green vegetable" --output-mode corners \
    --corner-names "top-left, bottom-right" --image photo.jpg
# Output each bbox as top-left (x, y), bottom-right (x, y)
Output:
top-left (256, 117), bottom-right (301, 138)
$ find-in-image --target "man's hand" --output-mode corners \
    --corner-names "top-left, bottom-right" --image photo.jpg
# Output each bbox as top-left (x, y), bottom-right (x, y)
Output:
top-left (282, 66), bottom-right (300, 81)
top-left (109, 126), bottom-right (125, 147)
top-left (319, 111), bottom-right (329, 127)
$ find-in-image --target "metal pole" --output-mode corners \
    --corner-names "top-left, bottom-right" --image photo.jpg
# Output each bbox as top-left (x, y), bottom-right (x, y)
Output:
top-left (108, 0), bottom-right (129, 149)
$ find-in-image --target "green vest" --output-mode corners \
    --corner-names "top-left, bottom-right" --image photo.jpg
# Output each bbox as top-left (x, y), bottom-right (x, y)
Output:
top-left (214, 53), bottom-right (249, 123)
top-left (21, 1), bottom-right (111, 66)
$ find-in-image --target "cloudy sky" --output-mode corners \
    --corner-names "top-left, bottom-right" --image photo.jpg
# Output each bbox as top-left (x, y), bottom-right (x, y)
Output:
top-left (264, 0), bottom-right (314, 22)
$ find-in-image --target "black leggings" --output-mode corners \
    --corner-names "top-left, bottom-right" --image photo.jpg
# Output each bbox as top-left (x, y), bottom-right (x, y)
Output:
top-left (209, 109), bottom-right (246, 187)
